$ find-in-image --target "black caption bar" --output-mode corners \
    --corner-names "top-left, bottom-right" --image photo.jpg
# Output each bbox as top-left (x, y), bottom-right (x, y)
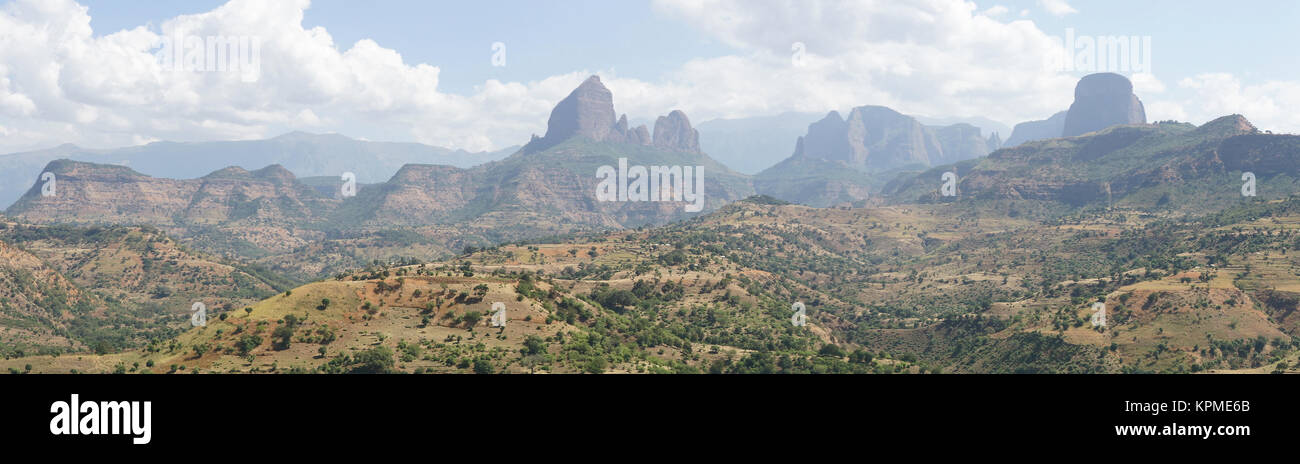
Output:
top-left (0, 374), bottom-right (1290, 452)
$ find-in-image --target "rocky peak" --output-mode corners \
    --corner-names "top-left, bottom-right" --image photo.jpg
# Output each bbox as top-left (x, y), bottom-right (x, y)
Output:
top-left (547, 75), bottom-right (616, 140)
top-left (1062, 73), bottom-right (1147, 137)
top-left (1194, 114), bottom-right (1258, 138)
top-left (652, 110), bottom-right (701, 152)
top-left (525, 75), bottom-right (697, 152)
top-left (526, 75), bottom-right (660, 152)
top-left (795, 111), bottom-right (850, 160)
top-left (987, 131), bottom-right (1003, 150)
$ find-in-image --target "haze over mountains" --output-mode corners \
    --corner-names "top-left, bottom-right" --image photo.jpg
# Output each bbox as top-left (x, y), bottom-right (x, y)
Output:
top-left (0, 133), bottom-right (519, 209)
top-left (5, 75), bottom-right (755, 278)
top-left (0, 72), bottom-right (1194, 229)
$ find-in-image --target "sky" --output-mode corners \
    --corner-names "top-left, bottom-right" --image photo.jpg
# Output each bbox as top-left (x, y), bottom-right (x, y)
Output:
top-left (1, 0), bottom-right (1297, 153)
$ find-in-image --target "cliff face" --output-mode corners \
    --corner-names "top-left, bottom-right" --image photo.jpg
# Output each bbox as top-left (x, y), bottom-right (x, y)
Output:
top-left (1005, 73), bottom-right (1148, 147)
top-left (1005, 111), bottom-right (1067, 147)
top-left (754, 105), bottom-right (995, 207)
top-left (792, 106), bottom-right (993, 172)
top-left (542, 75), bottom-right (619, 143)
top-left (652, 110), bottom-right (701, 153)
top-left (1062, 72), bottom-right (1147, 137)
top-left (525, 75), bottom-right (700, 154)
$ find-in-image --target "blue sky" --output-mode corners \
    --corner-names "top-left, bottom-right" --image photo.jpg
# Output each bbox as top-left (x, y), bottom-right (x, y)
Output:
top-left (2, 0), bottom-right (1297, 153)
top-left (79, 0), bottom-right (735, 95)
top-left (76, 0), bottom-right (1299, 93)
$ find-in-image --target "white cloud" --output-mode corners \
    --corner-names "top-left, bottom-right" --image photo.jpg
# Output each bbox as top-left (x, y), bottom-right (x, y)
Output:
top-left (981, 5), bottom-right (1010, 17)
top-left (0, 0), bottom-right (576, 153)
top-left (5, 0), bottom-right (1294, 157)
top-left (1173, 73), bottom-right (1300, 132)
top-left (1038, 0), bottom-right (1078, 17)
top-left (645, 0), bottom-right (1080, 125)
top-left (1130, 73), bottom-right (1166, 94)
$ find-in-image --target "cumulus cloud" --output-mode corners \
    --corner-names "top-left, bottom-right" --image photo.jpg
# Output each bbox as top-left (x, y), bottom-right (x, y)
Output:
top-left (981, 5), bottom-right (1010, 17)
top-left (1038, 0), bottom-right (1078, 17)
top-left (646, 0), bottom-right (1080, 125)
top-left (0, 0), bottom-right (578, 152)
top-left (2, 0), bottom-right (1297, 155)
top-left (1173, 73), bottom-right (1300, 131)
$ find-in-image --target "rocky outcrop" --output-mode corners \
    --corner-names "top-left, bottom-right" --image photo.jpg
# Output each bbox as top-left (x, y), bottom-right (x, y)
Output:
top-left (652, 110), bottom-right (701, 152)
top-left (526, 75), bottom-right (700, 152)
top-left (792, 106), bottom-right (992, 172)
top-left (933, 123), bottom-right (989, 165)
top-left (1005, 111), bottom-right (1068, 147)
top-left (541, 75), bottom-right (618, 143)
top-left (986, 132), bottom-right (1003, 151)
top-left (1062, 73), bottom-right (1147, 137)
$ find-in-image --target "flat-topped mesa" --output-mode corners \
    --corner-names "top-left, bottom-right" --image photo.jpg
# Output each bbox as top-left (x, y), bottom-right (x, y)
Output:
top-left (1062, 72), bottom-right (1147, 137)
top-left (525, 75), bottom-right (700, 152)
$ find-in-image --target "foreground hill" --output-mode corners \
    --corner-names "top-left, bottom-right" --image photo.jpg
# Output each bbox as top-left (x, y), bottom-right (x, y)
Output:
top-left (10, 191), bottom-right (1300, 374)
top-left (0, 221), bottom-right (286, 359)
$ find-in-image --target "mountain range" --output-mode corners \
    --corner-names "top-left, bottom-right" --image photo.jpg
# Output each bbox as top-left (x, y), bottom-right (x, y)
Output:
top-left (0, 132), bottom-right (519, 210)
top-left (5, 75), bottom-right (755, 279)
top-left (8, 71), bottom-right (1300, 375)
